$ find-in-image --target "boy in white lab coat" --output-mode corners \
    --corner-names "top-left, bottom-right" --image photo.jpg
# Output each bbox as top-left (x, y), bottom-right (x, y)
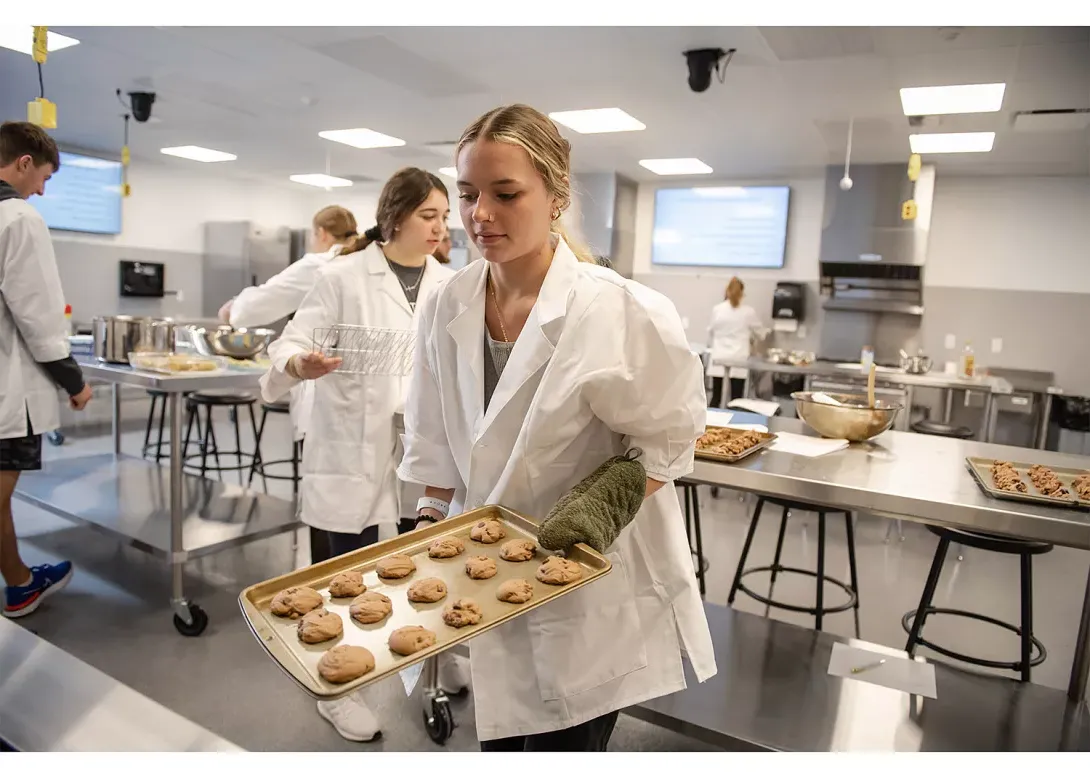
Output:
top-left (0, 122), bottom-right (92, 618)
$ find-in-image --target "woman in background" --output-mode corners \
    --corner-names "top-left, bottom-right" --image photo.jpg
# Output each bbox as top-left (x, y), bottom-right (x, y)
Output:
top-left (260, 169), bottom-right (462, 743)
top-left (706, 277), bottom-right (764, 408)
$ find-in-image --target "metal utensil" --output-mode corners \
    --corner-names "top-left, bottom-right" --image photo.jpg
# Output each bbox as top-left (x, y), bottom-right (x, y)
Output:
top-left (851, 658), bottom-right (886, 674)
top-left (900, 353), bottom-right (934, 374)
top-left (189, 325), bottom-right (275, 359)
top-left (867, 363), bottom-right (877, 407)
top-left (792, 391), bottom-right (903, 442)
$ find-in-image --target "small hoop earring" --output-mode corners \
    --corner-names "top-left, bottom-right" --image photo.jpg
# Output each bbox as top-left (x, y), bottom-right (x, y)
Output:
top-left (551, 208), bottom-right (562, 221)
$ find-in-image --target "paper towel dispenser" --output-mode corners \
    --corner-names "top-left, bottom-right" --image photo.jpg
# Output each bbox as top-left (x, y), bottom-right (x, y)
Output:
top-left (773, 282), bottom-right (804, 321)
top-left (119, 260), bottom-right (165, 298)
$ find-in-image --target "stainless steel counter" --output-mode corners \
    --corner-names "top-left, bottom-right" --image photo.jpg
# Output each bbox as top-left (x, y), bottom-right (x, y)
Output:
top-left (14, 358), bottom-right (299, 636)
top-left (0, 618), bottom-right (242, 751)
top-left (683, 417), bottom-right (1090, 703)
top-left (724, 357), bottom-right (1015, 394)
top-left (629, 605), bottom-right (1090, 752)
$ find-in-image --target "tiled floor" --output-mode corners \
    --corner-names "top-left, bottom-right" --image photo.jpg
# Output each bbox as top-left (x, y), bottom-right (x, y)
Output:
top-left (9, 398), bottom-right (1090, 751)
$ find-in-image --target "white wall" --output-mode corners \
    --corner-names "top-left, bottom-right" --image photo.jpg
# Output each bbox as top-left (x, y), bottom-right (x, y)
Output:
top-left (926, 176), bottom-right (1090, 293)
top-left (633, 176), bottom-right (827, 281)
top-left (48, 162), bottom-right (382, 253)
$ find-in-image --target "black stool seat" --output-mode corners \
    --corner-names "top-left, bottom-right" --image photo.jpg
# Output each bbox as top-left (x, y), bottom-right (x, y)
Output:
top-left (728, 497), bottom-right (860, 636)
top-left (188, 390), bottom-right (256, 406)
top-left (903, 525), bottom-right (1051, 681)
top-left (912, 419), bottom-right (974, 439)
top-left (261, 400), bottom-right (291, 413)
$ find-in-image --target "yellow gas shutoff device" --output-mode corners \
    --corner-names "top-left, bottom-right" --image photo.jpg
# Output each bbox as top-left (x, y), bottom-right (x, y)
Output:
top-left (27, 26), bottom-right (58, 129)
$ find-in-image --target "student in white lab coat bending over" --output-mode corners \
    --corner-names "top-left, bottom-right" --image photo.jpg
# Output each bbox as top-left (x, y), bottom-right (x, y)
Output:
top-left (260, 169), bottom-right (459, 742)
top-left (399, 104), bottom-right (717, 751)
top-left (706, 277), bottom-right (766, 408)
top-left (219, 204), bottom-right (357, 564)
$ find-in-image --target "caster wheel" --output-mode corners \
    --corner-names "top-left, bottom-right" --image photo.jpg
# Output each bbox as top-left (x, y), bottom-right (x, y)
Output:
top-left (173, 603), bottom-right (209, 636)
top-left (423, 698), bottom-right (454, 744)
top-left (47, 431), bottom-right (65, 446)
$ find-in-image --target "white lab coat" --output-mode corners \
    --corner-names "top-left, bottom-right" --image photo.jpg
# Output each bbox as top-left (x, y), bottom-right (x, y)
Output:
top-left (261, 245), bottom-right (453, 534)
top-left (229, 244), bottom-right (343, 441)
top-left (706, 301), bottom-right (763, 380)
top-left (0, 198), bottom-right (69, 439)
top-left (398, 238), bottom-right (717, 741)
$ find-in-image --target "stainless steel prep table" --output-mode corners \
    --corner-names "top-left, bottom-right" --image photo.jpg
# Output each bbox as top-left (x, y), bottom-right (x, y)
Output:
top-left (684, 417), bottom-right (1090, 702)
top-left (717, 357), bottom-right (1017, 443)
top-left (13, 359), bottom-right (301, 636)
top-left (628, 604), bottom-right (1090, 752)
top-left (0, 617), bottom-right (243, 751)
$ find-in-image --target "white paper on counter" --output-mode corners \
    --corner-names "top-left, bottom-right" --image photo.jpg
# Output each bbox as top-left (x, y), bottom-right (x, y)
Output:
top-left (705, 409), bottom-right (734, 428)
top-left (400, 663), bottom-right (423, 697)
top-left (728, 398), bottom-right (781, 417)
top-left (827, 644), bottom-right (938, 699)
top-left (769, 432), bottom-right (849, 457)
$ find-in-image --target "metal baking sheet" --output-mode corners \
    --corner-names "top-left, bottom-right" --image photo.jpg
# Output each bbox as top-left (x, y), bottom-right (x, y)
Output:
top-left (239, 506), bottom-right (611, 699)
top-left (965, 457), bottom-right (1090, 512)
top-left (695, 427), bottom-right (778, 464)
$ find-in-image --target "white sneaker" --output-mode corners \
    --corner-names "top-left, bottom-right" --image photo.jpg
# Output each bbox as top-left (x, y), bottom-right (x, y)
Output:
top-left (438, 653), bottom-right (471, 695)
top-left (316, 692), bottom-right (381, 742)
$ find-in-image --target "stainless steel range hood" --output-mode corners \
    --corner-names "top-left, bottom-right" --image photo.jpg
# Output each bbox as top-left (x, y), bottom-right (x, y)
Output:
top-left (818, 163), bottom-right (935, 316)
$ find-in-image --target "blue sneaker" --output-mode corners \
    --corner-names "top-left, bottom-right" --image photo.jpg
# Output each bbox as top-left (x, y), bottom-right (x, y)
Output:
top-left (4, 562), bottom-right (73, 618)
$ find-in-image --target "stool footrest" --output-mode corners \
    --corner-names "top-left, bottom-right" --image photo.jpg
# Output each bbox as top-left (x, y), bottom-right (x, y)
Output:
top-left (901, 607), bottom-right (1047, 671)
top-left (735, 565), bottom-right (857, 615)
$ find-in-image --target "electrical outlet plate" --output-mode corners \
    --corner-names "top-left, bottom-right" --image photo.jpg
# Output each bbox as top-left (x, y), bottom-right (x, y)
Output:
top-left (991, 337), bottom-right (1002, 354)
top-left (944, 334), bottom-right (956, 350)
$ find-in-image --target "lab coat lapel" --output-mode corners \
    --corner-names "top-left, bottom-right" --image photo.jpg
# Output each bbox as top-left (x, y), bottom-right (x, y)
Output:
top-left (366, 247), bottom-right (413, 318)
top-left (445, 262), bottom-right (488, 430)
top-left (476, 239), bottom-right (579, 441)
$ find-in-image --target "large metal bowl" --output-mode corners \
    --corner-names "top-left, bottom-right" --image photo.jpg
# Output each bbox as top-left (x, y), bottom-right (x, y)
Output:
top-left (188, 325), bottom-right (275, 359)
top-left (791, 391), bottom-right (903, 442)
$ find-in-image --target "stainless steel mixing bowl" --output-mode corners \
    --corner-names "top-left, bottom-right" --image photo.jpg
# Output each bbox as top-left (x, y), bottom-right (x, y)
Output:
top-left (791, 391), bottom-right (903, 442)
top-left (189, 325), bottom-right (275, 359)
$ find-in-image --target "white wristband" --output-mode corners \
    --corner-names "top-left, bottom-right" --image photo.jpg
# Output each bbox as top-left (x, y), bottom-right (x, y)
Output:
top-left (417, 496), bottom-right (450, 518)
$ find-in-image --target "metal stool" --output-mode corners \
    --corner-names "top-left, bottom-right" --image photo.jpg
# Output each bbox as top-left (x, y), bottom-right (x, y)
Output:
top-left (728, 497), bottom-right (860, 636)
top-left (182, 390), bottom-right (260, 483)
top-left (902, 525), bottom-right (1051, 682)
top-left (143, 390), bottom-right (201, 463)
top-left (249, 400), bottom-right (303, 496)
top-left (677, 481), bottom-right (706, 597)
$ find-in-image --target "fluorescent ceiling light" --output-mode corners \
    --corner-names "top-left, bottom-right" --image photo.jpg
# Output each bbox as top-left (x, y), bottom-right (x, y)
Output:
top-left (900, 83), bottom-right (1006, 116)
top-left (549, 108), bottom-right (646, 134)
top-left (290, 174), bottom-right (353, 188)
top-left (0, 26), bottom-right (79, 56)
top-left (909, 132), bottom-right (995, 154)
top-left (438, 167), bottom-right (457, 179)
top-left (160, 146), bottom-right (237, 163)
top-left (639, 158), bottom-right (713, 176)
top-left (319, 128), bottom-right (406, 149)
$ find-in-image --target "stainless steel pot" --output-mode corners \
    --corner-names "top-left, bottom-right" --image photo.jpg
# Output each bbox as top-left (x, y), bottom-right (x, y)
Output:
top-left (899, 352), bottom-right (933, 374)
top-left (92, 316), bottom-right (175, 364)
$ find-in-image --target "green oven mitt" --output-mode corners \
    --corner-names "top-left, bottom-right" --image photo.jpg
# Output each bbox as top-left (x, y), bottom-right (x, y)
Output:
top-left (537, 449), bottom-right (647, 554)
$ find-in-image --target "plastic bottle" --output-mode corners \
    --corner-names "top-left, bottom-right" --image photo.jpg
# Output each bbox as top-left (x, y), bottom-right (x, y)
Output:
top-left (64, 304), bottom-right (73, 336)
top-left (860, 345), bottom-right (874, 374)
top-left (960, 341), bottom-right (975, 378)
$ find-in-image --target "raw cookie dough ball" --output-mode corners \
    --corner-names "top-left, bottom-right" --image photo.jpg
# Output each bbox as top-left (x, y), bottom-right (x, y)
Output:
top-left (536, 556), bottom-right (582, 586)
top-left (470, 519), bottom-right (506, 544)
top-left (465, 555), bottom-right (498, 580)
top-left (389, 625), bottom-right (437, 656)
top-left (270, 586), bottom-right (323, 619)
top-left (376, 554), bottom-right (416, 580)
top-left (328, 570), bottom-right (366, 598)
top-left (442, 598), bottom-right (483, 628)
top-left (407, 577), bottom-right (448, 603)
top-left (318, 645), bottom-right (376, 684)
top-left (349, 591), bottom-right (393, 625)
top-left (297, 608), bottom-right (343, 644)
top-left (428, 536), bottom-right (466, 559)
top-left (500, 538), bottom-right (537, 562)
top-left (496, 579), bottom-right (534, 604)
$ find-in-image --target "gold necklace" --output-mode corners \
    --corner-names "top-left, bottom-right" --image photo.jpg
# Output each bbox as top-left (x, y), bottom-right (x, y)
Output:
top-left (487, 272), bottom-right (510, 343)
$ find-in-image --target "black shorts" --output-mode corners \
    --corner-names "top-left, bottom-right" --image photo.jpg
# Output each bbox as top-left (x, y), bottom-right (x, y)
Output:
top-left (0, 414), bottom-right (42, 472)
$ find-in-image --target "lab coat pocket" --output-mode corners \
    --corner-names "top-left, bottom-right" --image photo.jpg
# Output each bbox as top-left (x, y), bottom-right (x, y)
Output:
top-left (526, 552), bottom-right (648, 701)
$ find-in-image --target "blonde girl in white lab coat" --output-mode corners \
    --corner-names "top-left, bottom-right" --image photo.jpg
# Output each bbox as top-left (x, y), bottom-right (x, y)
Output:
top-left (260, 169), bottom-right (460, 742)
top-left (399, 104), bottom-right (717, 751)
top-left (706, 277), bottom-right (764, 408)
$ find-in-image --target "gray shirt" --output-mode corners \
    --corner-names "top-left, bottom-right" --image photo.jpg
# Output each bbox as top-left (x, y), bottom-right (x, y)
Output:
top-left (386, 259), bottom-right (426, 308)
top-left (483, 330), bottom-right (516, 410)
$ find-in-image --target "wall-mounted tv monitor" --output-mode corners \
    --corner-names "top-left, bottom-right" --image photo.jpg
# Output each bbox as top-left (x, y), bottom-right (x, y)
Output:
top-left (30, 151), bottom-right (123, 235)
top-left (651, 185), bottom-right (790, 269)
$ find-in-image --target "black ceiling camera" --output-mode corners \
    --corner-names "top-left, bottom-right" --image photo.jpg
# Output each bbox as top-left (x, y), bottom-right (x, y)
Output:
top-left (128, 91), bottom-right (157, 123)
top-left (684, 48), bottom-right (736, 93)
